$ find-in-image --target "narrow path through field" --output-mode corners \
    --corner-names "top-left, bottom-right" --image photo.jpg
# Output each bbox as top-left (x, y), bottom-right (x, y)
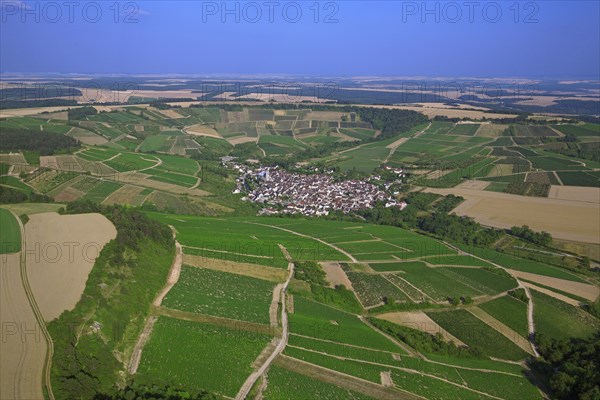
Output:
top-left (128, 227), bottom-right (182, 375)
top-left (235, 245), bottom-right (295, 400)
top-left (244, 222), bottom-right (358, 262)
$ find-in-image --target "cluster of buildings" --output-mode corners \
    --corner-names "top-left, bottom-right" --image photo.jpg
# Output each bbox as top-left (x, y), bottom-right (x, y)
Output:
top-left (234, 166), bottom-right (407, 216)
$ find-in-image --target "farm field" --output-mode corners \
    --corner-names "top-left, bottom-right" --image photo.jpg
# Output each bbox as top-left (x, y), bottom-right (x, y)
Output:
top-left (289, 297), bottom-right (400, 352)
top-left (137, 317), bottom-right (271, 397)
top-left (478, 295), bottom-right (529, 338)
top-left (2, 100), bottom-right (600, 400)
top-left (263, 365), bottom-right (376, 400)
top-left (424, 187), bottom-right (600, 243)
top-left (0, 250), bottom-right (47, 400)
top-left (25, 212), bottom-right (116, 321)
top-left (426, 309), bottom-right (530, 360)
top-left (0, 207), bottom-right (21, 253)
top-left (162, 265), bottom-right (275, 324)
top-left (530, 290), bottom-right (600, 340)
top-left (346, 272), bottom-right (412, 307)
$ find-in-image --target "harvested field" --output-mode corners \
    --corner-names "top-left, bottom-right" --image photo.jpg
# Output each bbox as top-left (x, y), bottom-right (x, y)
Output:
top-left (424, 187), bottom-right (600, 243)
top-left (183, 254), bottom-right (288, 283)
top-left (25, 212), bottom-right (116, 321)
top-left (548, 185), bottom-right (600, 203)
top-left (508, 270), bottom-right (599, 301)
top-left (375, 311), bottom-right (466, 346)
top-left (387, 105), bottom-right (518, 120)
top-left (320, 262), bottom-right (354, 289)
top-left (0, 253), bottom-right (46, 400)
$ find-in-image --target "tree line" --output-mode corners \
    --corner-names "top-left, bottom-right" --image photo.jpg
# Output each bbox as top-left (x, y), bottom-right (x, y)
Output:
top-left (0, 128), bottom-right (80, 155)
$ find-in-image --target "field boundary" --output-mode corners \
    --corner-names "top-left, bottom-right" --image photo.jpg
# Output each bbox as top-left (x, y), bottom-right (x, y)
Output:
top-left (274, 355), bottom-right (422, 400)
top-left (11, 210), bottom-right (55, 400)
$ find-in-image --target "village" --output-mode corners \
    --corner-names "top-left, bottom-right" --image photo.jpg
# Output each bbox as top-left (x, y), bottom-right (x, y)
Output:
top-left (228, 162), bottom-right (408, 216)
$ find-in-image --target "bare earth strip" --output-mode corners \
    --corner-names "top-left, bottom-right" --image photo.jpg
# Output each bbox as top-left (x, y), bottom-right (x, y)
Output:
top-left (183, 254), bottom-right (288, 283)
top-left (521, 282), bottom-right (581, 307)
top-left (375, 311), bottom-right (466, 346)
top-left (320, 262), bottom-right (354, 289)
top-left (153, 239), bottom-right (183, 307)
top-left (270, 284), bottom-right (283, 326)
top-left (0, 252), bottom-right (47, 400)
top-left (507, 269), bottom-right (599, 301)
top-left (424, 187), bottom-right (600, 243)
top-left (25, 212), bottom-right (116, 321)
top-left (468, 308), bottom-right (534, 355)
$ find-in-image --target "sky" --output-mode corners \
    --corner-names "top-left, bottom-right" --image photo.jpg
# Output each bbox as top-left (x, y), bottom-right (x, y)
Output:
top-left (1, 0), bottom-right (599, 78)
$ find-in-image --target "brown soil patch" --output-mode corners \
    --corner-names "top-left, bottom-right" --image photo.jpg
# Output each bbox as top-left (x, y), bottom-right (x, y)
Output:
top-left (320, 262), bottom-right (354, 289)
top-left (1, 253), bottom-right (47, 400)
top-left (304, 111), bottom-right (344, 121)
top-left (155, 108), bottom-right (185, 119)
top-left (270, 284), bottom-right (283, 326)
top-left (25, 212), bottom-right (117, 321)
top-left (183, 254), bottom-right (288, 283)
top-left (228, 136), bottom-right (258, 145)
top-left (381, 371), bottom-right (394, 387)
top-left (53, 187), bottom-right (83, 202)
top-left (509, 270), bottom-right (599, 301)
top-left (424, 187), bottom-right (600, 244)
top-left (376, 311), bottom-right (466, 346)
top-left (548, 185), bottom-right (600, 204)
top-left (184, 124), bottom-right (221, 137)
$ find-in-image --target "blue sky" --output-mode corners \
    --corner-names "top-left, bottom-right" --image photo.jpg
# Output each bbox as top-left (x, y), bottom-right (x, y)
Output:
top-left (1, 1), bottom-right (598, 77)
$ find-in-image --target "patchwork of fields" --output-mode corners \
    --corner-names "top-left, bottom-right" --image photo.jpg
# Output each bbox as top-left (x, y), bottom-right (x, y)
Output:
top-left (130, 213), bottom-right (598, 399)
top-left (2, 103), bottom-right (599, 400)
